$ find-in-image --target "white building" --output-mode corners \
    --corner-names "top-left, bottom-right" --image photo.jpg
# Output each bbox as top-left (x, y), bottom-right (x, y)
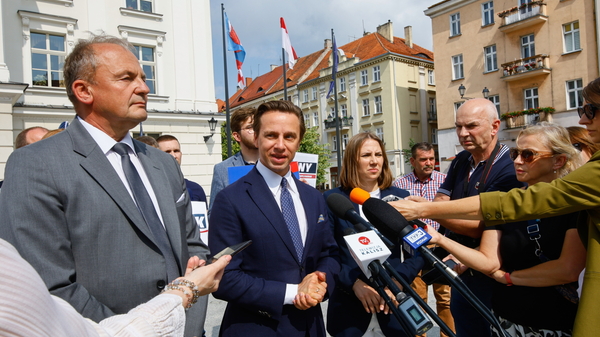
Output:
top-left (0, 0), bottom-right (221, 190)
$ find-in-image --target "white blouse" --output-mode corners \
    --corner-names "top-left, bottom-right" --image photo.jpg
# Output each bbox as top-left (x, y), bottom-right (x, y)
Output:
top-left (0, 239), bottom-right (186, 337)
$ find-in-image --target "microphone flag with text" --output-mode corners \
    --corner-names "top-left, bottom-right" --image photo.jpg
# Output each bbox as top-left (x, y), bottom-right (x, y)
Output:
top-left (326, 192), bottom-right (434, 335)
top-left (351, 187), bottom-right (512, 337)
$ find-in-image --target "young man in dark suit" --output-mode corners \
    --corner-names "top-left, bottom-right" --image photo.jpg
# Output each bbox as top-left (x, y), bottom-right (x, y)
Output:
top-left (209, 100), bottom-right (340, 337)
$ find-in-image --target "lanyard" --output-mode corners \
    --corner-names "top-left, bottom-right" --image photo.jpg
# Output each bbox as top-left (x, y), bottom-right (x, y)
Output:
top-left (462, 142), bottom-right (501, 197)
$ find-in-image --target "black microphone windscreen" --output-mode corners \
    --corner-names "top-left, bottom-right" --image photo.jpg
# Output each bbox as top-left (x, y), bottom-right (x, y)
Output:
top-left (362, 198), bottom-right (413, 241)
top-left (343, 227), bottom-right (356, 236)
top-left (326, 193), bottom-right (355, 220)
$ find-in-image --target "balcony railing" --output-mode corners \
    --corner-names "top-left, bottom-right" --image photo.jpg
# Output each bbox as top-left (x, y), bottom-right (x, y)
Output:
top-left (501, 107), bottom-right (554, 129)
top-left (324, 116), bottom-right (353, 130)
top-left (428, 110), bottom-right (437, 121)
top-left (498, 1), bottom-right (547, 32)
top-left (501, 54), bottom-right (550, 81)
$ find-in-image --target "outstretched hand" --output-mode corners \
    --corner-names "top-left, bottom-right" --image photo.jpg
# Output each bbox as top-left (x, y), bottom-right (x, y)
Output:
top-left (184, 255), bottom-right (231, 296)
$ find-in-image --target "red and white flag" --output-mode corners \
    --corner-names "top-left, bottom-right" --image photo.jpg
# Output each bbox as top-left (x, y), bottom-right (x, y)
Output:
top-left (280, 17), bottom-right (299, 69)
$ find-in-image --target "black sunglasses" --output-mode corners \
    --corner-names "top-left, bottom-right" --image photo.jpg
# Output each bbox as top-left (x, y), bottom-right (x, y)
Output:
top-left (509, 148), bottom-right (555, 163)
top-left (577, 104), bottom-right (600, 120)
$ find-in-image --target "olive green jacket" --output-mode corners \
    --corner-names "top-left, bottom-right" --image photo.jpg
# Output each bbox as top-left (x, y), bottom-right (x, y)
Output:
top-left (480, 151), bottom-right (600, 336)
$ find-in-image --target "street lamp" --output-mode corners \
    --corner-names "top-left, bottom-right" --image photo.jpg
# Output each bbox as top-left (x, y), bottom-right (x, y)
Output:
top-left (204, 117), bottom-right (218, 142)
top-left (458, 84), bottom-right (491, 100)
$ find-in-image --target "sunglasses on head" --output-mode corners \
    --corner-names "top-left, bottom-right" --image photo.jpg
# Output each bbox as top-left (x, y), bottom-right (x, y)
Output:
top-left (577, 104), bottom-right (600, 120)
top-left (509, 148), bottom-right (555, 163)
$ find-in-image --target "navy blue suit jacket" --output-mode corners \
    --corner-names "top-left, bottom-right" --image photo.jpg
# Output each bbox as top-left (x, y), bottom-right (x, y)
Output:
top-left (209, 167), bottom-right (340, 337)
top-left (323, 187), bottom-right (424, 337)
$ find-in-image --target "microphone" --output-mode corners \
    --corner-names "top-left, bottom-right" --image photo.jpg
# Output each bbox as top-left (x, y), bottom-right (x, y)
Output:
top-left (326, 193), bottom-right (394, 249)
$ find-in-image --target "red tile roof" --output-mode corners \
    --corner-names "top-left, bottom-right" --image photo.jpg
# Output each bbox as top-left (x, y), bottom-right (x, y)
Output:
top-left (228, 31), bottom-right (433, 108)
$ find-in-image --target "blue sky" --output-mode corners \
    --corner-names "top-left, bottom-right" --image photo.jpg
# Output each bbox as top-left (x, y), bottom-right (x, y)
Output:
top-left (209, 0), bottom-right (441, 101)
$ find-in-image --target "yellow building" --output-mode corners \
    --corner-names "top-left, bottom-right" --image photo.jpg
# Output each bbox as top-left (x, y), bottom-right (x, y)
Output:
top-left (425, 0), bottom-right (598, 168)
top-left (229, 21), bottom-right (436, 186)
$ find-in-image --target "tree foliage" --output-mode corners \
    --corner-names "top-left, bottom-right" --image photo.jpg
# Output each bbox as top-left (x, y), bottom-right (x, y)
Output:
top-left (401, 138), bottom-right (417, 164)
top-left (299, 127), bottom-right (330, 185)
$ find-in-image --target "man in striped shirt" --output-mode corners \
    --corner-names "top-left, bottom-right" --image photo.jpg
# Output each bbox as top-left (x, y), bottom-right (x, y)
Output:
top-left (394, 142), bottom-right (453, 337)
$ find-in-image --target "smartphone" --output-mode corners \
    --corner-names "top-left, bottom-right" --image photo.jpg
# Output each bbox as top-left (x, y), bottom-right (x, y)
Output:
top-left (211, 240), bottom-right (252, 262)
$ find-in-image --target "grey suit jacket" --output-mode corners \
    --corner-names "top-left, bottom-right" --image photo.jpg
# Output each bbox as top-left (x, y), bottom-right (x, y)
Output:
top-left (0, 118), bottom-right (209, 336)
top-left (208, 151), bottom-right (245, 212)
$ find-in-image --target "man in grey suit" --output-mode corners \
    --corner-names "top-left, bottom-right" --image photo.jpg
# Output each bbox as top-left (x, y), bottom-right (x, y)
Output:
top-left (0, 35), bottom-right (210, 337)
top-left (209, 106), bottom-right (258, 213)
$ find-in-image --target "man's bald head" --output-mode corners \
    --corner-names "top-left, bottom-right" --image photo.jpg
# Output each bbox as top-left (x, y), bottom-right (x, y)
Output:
top-left (15, 127), bottom-right (49, 149)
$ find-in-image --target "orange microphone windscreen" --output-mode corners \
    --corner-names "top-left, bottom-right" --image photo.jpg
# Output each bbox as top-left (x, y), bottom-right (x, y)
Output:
top-left (349, 188), bottom-right (370, 205)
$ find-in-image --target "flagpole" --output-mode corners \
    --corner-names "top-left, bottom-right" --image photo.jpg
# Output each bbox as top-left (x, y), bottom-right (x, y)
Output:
top-left (332, 29), bottom-right (341, 184)
top-left (282, 48), bottom-right (287, 100)
top-left (221, 3), bottom-right (232, 157)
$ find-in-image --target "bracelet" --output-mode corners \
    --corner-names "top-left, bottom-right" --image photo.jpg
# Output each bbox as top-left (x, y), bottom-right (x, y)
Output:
top-left (162, 284), bottom-right (194, 309)
top-left (504, 272), bottom-right (513, 286)
top-left (172, 278), bottom-right (201, 307)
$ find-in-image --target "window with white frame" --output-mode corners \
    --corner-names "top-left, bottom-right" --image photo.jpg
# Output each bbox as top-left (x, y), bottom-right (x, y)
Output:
top-left (566, 79), bottom-right (584, 109)
top-left (431, 128), bottom-right (438, 144)
top-left (303, 89), bottom-right (309, 103)
top-left (482, 1), bottom-right (494, 26)
top-left (428, 69), bottom-right (435, 85)
top-left (332, 135), bottom-right (337, 151)
top-left (454, 102), bottom-right (463, 113)
top-left (342, 134), bottom-right (349, 150)
top-left (488, 95), bottom-right (500, 116)
top-left (362, 99), bottom-right (370, 116)
top-left (374, 96), bottom-right (382, 114)
top-left (133, 45), bottom-right (156, 94)
top-left (563, 21), bottom-right (581, 53)
top-left (520, 0), bottom-right (533, 14)
top-left (341, 104), bottom-right (348, 117)
top-left (524, 87), bottom-right (539, 109)
top-left (484, 45), bottom-right (497, 72)
top-left (375, 127), bottom-right (384, 142)
top-left (361, 70), bottom-right (368, 86)
top-left (429, 97), bottom-right (436, 113)
top-left (339, 77), bottom-right (346, 92)
top-left (30, 32), bottom-right (66, 88)
top-left (452, 54), bottom-right (464, 80)
top-left (304, 112), bottom-right (311, 127)
top-left (126, 0), bottom-right (153, 12)
top-left (450, 13), bottom-right (461, 37)
top-left (373, 65), bottom-right (381, 82)
top-left (521, 34), bottom-right (535, 59)
top-left (312, 87), bottom-right (318, 100)
top-left (313, 111), bottom-right (319, 127)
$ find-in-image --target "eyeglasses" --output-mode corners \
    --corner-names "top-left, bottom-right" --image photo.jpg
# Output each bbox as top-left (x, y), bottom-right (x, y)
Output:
top-left (242, 125), bottom-right (254, 134)
top-left (577, 104), bottom-right (600, 120)
top-left (509, 148), bottom-right (555, 163)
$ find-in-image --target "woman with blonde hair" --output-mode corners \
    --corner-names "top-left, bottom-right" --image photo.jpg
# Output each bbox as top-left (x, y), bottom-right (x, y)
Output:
top-left (421, 123), bottom-right (585, 336)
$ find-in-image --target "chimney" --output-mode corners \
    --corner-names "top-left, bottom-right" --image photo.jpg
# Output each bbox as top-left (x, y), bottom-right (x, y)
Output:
top-left (404, 26), bottom-right (413, 48)
top-left (377, 20), bottom-right (393, 42)
top-left (324, 38), bottom-right (332, 50)
top-left (270, 64), bottom-right (277, 71)
top-left (245, 77), bottom-right (252, 86)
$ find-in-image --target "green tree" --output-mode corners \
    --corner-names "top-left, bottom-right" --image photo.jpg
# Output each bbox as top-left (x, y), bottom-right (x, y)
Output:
top-left (220, 122), bottom-right (240, 161)
top-left (401, 138), bottom-right (417, 164)
top-left (299, 127), bottom-right (330, 186)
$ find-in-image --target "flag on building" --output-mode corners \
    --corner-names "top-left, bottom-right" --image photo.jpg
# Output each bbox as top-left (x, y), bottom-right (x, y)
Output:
top-left (280, 17), bottom-right (298, 69)
top-left (326, 35), bottom-right (339, 98)
top-left (225, 12), bottom-right (246, 89)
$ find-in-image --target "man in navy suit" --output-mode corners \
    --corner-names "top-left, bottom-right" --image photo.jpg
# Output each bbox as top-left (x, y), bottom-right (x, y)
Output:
top-left (209, 100), bottom-right (340, 337)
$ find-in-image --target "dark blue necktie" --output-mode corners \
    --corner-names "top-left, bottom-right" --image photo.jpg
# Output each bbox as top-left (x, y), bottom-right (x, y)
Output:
top-left (113, 143), bottom-right (180, 282)
top-left (280, 177), bottom-right (303, 261)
